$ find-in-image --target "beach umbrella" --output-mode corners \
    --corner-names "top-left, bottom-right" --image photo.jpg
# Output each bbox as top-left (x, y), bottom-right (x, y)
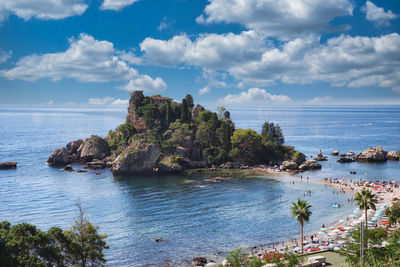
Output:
top-left (391, 181), bottom-right (396, 184)
top-left (380, 221), bottom-right (388, 225)
top-left (318, 231), bottom-right (327, 235)
top-left (320, 228), bottom-right (328, 231)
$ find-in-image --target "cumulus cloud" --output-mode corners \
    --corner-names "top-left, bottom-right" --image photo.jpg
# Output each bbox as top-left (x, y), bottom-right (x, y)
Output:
top-left (100, 0), bottom-right (139, 11)
top-left (88, 97), bottom-right (115, 105)
top-left (229, 33), bottom-right (400, 92)
top-left (198, 86), bottom-right (211, 95)
top-left (0, 33), bottom-right (167, 92)
top-left (120, 75), bottom-right (167, 92)
top-left (218, 88), bottom-right (291, 105)
top-left (362, 1), bottom-right (397, 26)
top-left (140, 31), bottom-right (400, 92)
top-left (111, 98), bottom-right (129, 106)
top-left (0, 0), bottom-right (87, 23)
top-left (307, 96), bottom-right (332, 104)
top-left (0, 49), bottom-right (11, 63)
top-left (197, 0), bottom-right (353, 39)
top-left (140, 30), bottom-right (265, 68)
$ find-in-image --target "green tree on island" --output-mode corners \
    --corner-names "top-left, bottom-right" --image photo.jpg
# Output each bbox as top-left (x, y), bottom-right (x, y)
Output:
top-left (385, 202), bottom-right (400, 227)
top-left (355, 189), bottom-right (378, 248)
top-left (290, 199), bottom-right (312, 254)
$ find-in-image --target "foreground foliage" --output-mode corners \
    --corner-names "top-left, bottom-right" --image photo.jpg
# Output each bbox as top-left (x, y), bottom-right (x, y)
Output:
top-left (0, 206), bottom-right (108, 267)
top-left (340, 227), bottom-right (400, 266)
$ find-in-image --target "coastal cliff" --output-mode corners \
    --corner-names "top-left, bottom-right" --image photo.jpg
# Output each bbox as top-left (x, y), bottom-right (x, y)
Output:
top-left (47, 90), bottom-right (306, 176)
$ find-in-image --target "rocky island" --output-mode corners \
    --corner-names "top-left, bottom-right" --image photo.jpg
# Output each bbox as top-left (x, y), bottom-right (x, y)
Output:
top-left (47, 91), bottom-right (308, 176)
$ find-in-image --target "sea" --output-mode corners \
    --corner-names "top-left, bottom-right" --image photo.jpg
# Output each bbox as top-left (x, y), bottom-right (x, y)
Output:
top-left (0, 105), bottom-right (399, 266)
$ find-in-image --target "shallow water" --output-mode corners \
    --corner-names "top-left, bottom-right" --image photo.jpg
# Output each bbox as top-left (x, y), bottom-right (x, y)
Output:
top-left (0, 105), bottom-right (399, 266)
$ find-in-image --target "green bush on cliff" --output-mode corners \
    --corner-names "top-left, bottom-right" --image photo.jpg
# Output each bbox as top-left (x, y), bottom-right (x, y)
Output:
top-left (107, 122), bottom-right (136, 152)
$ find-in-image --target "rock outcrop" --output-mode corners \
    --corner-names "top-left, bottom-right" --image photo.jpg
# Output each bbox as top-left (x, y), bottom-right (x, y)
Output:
top-left (0, 161), bottom-right (17, 169)
top-left (299, 160), bottom-right (321, 170)
top-left (47, 147), bottom-right (70, 166)
top-left (111, 141), bottom-right (161, 175)
top-left (337, 157), bottom-right (354, 163)
top-left (331, 150), bottom-right (339, 156)
top-left (66, 139), bottom-right (83, 161)
top-left (291, 152), bottom-right (306, 165)
top-left (78, 135), bottom-right (110, 162)
top-left (354, 146), bottom-right (387, 162)
top-left (387, 151), bottom-right (399, 161)
top-left (192, 257), bottom-right (207, 267)
top-left (158, 156), bottom-right (184, 173)
top-left (280, 161), bottom-right (298, 170)
top-left (192, 104), bottom-right (205, 120)
top-left (314, 149), bottom-right (328, 161)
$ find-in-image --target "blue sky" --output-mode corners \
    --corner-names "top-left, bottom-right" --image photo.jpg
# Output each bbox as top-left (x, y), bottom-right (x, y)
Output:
top-left (0, 0), bottom-right (399, 106)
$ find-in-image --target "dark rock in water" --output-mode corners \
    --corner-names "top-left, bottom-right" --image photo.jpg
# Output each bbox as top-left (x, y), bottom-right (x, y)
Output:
top-left (47, 147), bottom-right (70, 166)
top-left (331, 150), bottom-right (339, 156)
top-left (64, 165), bottom-right (74, 171)
top-left (0, 161), bottom-right (17, 169)
top-left (111, 140), bottom-right (160, 175)
top-left (354, 146), bottom-right (387, 162)
top-left (66, 139), bottom-right (83, 156)
top-left (315, 150), bottom-right (328, 161)
top-left (78, 135), bottom-right (110, 162)
top-left (76, 169), bottom-right (87, 173)
top-left (387, 151), bottom-right (399, 161)
top-left (84, 159), bottom-right (106, 170)
top-left (299, 160), bottom-right (321, 170)
top-left (337, 157), bottom-right (354, 163)
top-left (280, 160), bottom-right (298, 170)
top-left (350, 171), bottom-right (357, 174)
top-left (192, 257), bottom-right (207, 267)
top-left (155, 238), bottom-right (166, 243)
top-left (339, 154), bottom-right (347, 157)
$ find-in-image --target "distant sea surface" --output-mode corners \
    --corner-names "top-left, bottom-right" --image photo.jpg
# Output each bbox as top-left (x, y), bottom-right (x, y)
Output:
top-left (0, 105), bottom-right (399, 266)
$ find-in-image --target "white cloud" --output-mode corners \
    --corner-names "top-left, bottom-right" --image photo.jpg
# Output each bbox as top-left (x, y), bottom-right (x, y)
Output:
top-left (0, 49), bottom-right (11, 63)
top-left (158, 17), bottom-right (174, 31)
top-left (199, 86), bottom-right (211, 95)
top-left (0, 33), bottom-right (167, 92)
top-left (197, 0), bottom-right (353, 39)
top-left (111, 98), bottom-right (129, 106)
top-left (0, 0), bottom-right (87, 23)
top-left (363, 1), bottom-right (397, 26)
top-left (307, 96), bottom-right (332, 104)
top-left (88, 97), bottom-right (115, 105)
top-left (100, 0), bottom-right (139, 11)
top-left (141, 30), bottom-right (265, 68)
top-left (118, 50), bottom-right (142, 65)
top-left (218, 88), bottom-right (291, 105)
top-left (120, 75), bottom-right (167, 92)
top-left (228, 33), bottom-right (400, 92)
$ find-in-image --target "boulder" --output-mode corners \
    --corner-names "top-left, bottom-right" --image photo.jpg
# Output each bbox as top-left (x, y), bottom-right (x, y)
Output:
top-left (47, 147), bottom-right (70, 166)
top-left (387, 151), bottom-right (399, 161)
top-left (66, 139), bottom-right (83, 155)
top-left (78, 135), bottom-right (110, 162)
top-left (299, 160), bottom-right (321, 170)
top-left (111, 141), bottom-right (161, 175)
top-left (192, 257), bottom-right (207, 267)
top-left (280, 161), bottom-right (298, 170)
top-left (331, 150), bottom-right (339, 156)
top-left (337, 157), bottom-right (354, 163)
top-left (0, 161), bottom-right (17, 169)
top-left (158, 156), bottom-right (183, 173)
top-left (354, 146), bottom-right (387, 162)
top-left (64, 165), bottom-right (74, 171)
top-left (291, 152), bottom-right (306, 165)
top-left (84, 160), bottom-right (106, 170)
top-left (155, 238), bottom-right (166, 243)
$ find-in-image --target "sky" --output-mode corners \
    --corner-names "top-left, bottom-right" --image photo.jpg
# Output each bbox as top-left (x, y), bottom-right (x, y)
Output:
top-left (0, 0), bottom-right (399, 107)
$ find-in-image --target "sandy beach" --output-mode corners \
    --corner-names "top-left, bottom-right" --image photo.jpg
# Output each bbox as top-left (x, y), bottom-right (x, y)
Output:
top-left (236, 170), bottom-right (400, 260)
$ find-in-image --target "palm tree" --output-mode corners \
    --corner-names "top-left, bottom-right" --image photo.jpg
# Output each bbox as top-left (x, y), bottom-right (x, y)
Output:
top-left (354, 189), bottom-right (378, 248)
top-left (290, 199), bottom-right (312, 254)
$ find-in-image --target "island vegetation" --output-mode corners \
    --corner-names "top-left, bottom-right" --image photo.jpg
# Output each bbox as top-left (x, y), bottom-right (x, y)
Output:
top-left (47, 91), bottom-right (306, 176)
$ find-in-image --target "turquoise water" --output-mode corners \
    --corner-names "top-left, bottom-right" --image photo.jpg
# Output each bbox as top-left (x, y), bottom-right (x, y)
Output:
top-left (0, 105), bottom-right (399, 266)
